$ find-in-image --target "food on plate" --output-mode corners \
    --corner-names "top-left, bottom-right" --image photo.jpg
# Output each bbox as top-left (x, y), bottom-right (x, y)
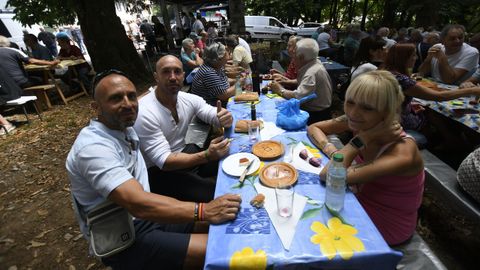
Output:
top-left (250, 193), bottom-right (265, 208)
top-left (234, 120), bottom-right (264, 133)
top-left (234, 92), bottom-right (259, 102)
top-left (259, 162), bottom-right (298, 187)
top-left (308, 157), bottom-right (321, 167)
top-left (299, 149), bottom-right (308, 160)
top-left (252, 140), bottom-right (284, 160)
top-left (239, 157), bottom-right (250, 166)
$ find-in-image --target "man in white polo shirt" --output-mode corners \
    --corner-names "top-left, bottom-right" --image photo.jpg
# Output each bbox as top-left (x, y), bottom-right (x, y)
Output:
top-left (419, 24), bottom-right (479, 85)
top-left (134, 55), bottom-right (233, 202)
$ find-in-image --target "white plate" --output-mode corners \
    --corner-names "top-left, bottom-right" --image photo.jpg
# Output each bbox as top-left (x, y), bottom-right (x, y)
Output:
top-left (222, 153), bottom-right (261, 177)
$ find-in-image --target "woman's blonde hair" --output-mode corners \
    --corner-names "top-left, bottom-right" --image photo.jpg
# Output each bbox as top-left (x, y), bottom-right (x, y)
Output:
top-left (345, 70), bottom-right (404, 124)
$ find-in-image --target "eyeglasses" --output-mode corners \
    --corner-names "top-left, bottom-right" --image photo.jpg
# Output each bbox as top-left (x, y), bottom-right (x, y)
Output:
top-left (91, 69), bottom-right (129, 97)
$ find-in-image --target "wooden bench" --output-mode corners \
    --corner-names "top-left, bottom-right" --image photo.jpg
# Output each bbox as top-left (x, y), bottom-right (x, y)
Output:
top-left (421, 149), bottom-right (480, 222)
top-left (23, 84), bottom-right (57, 109)
top-left (394, 232), bottom-right (447, 270)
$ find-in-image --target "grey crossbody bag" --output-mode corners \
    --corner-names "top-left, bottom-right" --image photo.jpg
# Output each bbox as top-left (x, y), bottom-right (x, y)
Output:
top-left (72, 195), bottom-right (135, 258)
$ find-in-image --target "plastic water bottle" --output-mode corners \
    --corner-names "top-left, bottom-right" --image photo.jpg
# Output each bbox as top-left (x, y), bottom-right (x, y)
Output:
top-left (244, 71), bottom-right (253, 91)
top-left (325, 153), bottom-right (347, 212)
top-left (235, 75), bottom-right (242, 95)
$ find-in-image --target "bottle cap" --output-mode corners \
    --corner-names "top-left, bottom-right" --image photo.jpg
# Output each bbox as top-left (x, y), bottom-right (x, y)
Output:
top-left (332, 153), bottom-right (344, 162)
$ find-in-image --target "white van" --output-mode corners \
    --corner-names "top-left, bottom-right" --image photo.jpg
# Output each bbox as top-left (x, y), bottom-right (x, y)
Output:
top-left (0, 12), bottom-right (42, 50)
top-left (245, 16), bottom-right (296, 41)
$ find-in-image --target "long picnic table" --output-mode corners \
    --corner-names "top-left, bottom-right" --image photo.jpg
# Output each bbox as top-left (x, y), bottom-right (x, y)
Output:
top-left (204, 89), bottom-right (402, 269)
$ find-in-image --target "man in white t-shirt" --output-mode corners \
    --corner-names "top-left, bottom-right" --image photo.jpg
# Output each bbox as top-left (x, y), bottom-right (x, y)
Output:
top-left (238, 36), bottom-right (252, 57)
top-left (419, 24), bottom-right (479, 85)
top-left (134, 55), bottom-right (233, 202)
top-left (225, 35), bottom-right (252, 72)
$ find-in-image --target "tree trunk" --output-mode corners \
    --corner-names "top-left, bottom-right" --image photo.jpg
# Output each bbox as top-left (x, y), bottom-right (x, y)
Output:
top-left (361, 0), bottom-right (368, 30)
top-left (158, 0), bottom-right (175, 50)
top-left (229, 0), bottom-right (246, 35)
top-left (381, 0), bottom-right (397, 27)
top-left (331, 0), bottom-right (339, 27)
top-left (73, 0), bottom-right (151, 85)
top-left (414, 0), bottom-right (438, 28)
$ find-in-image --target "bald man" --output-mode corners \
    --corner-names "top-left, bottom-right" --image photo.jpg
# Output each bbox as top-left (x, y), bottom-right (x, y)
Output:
top-left (134, 55), bottom-right (233, 202)
top-left (66, 70), bottom-right (240, 269)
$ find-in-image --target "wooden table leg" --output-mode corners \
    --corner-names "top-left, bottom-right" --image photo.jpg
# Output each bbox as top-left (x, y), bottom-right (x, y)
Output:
top-left (48, 71), bottom-right (68, 105)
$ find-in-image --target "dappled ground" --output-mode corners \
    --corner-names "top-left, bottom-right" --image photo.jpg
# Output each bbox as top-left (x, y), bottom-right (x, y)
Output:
top-left (0, 97), bottom-right (108, 270)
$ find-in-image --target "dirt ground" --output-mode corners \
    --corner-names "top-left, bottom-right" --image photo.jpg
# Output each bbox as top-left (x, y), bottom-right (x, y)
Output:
top-left (0, 97), bottom-right (107, 270)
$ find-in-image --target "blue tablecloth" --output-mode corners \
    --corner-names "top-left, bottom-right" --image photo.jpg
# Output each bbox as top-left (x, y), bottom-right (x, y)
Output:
top-left (414, 81), bottom-right (480, 133)
top-left (204, 95), bottom-right (402, 269)
top-left (319, 57), bottom-right (350, 74)
top-left (280, 50), bottom-right (350, 74)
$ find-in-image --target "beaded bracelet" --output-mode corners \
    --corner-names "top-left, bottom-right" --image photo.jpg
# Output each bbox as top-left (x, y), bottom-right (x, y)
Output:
top-left (194, 202), bottom-right (199, 221)
top-left (322, 142), bottom-right (334, 152)
top-left (204, 149), bottom-right (210, 161)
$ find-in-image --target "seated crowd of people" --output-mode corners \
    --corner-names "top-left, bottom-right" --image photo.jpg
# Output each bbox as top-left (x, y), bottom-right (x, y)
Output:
top-left (0, 30), bottom-right (93, 135)
top-left (31, 22), bottom-right (480, 269)
top-left (0, 13), bottom-right (478, 264)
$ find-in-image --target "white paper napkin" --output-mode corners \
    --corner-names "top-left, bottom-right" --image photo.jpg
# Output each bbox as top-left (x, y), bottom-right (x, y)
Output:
top-left (260, 121), bottom-right (285, 141)
top-left (290, 142), bottom-right (324, 174)
top-left (254, 183), bottom-right (308, 251)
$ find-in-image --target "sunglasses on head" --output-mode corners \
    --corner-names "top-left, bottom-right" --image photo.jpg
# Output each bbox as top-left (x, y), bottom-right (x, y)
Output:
top-left (91, 69), bottom-right (129, 97)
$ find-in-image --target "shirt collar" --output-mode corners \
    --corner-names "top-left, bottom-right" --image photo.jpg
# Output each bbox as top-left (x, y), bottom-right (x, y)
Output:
top-left (89, 119), bottom-right (139, 145)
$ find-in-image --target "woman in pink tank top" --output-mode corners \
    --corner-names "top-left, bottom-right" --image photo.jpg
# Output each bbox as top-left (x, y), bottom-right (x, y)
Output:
top-left (307, 70), bottom-right (425, 245)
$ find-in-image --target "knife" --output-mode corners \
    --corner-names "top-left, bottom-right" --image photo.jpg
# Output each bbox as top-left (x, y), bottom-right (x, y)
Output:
top-left (239, 160), bottom-right (255, 185)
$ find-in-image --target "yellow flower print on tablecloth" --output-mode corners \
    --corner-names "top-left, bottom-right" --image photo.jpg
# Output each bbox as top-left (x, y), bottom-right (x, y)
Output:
top-left (229, 247), bottom-right (267, 270)
top-left (252, 161), bottom-right (265, 176)
top-left (305, 145), bottom-right (322, 158)
top-left (310, 217), bottom-right (365, 260)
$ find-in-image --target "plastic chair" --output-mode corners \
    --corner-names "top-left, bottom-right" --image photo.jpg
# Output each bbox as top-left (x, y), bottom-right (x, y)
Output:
top-left (3, 96), bottom-right (43, 123)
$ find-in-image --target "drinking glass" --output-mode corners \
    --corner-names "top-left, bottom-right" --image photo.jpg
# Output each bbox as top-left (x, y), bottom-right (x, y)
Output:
top-left (275, 184), bottom-right (294, 218)
top-left (248, 121), bottom-right (260, 142)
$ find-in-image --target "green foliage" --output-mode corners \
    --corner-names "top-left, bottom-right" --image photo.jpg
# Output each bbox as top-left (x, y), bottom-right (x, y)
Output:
top-left (245, 0), bottom-right (480, 32)
top-left (6, 0), bottom-right (77, 27)
top-left (5, 0), bottom-right (152, 27)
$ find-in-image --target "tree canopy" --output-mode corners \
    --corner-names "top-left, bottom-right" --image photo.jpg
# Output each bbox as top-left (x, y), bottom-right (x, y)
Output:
top-left (7, 0), bottom-right (152, 84)
top-left (245, 0), bottom-right (480, 33)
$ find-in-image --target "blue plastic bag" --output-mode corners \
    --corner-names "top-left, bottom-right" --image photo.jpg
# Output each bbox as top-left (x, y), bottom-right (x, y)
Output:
top-left (276, 93), bottom-right (316, 130)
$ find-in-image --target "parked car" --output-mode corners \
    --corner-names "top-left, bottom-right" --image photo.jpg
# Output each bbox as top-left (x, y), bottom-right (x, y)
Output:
top-left (245, 16), bottom-right (296, 41)
top-left (293, 22), bottom-right (322, 37)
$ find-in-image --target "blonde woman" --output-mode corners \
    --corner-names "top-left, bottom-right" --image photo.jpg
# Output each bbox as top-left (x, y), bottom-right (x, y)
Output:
top-left (307, 70), bottom-right (425, 245)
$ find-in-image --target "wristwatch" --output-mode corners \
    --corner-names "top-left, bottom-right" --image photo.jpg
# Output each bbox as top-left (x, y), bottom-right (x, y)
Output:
top-left (349, 136), bottom-right (365, 150)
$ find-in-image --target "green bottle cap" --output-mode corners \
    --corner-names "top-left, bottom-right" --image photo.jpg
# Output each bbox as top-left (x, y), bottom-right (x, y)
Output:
top-left (332, 153), bottom-right (344, 162)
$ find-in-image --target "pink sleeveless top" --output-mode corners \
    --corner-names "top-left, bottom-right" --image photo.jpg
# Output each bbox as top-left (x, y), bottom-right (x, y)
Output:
top-left (354, 134), bottom-right (425, 245)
